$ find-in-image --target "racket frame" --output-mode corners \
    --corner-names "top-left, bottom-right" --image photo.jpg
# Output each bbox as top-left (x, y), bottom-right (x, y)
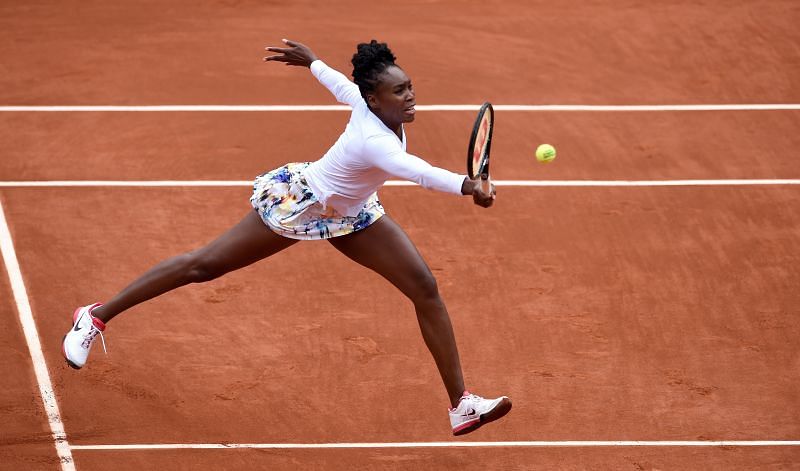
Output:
top-left (466, 102), bottom-right (494, 194)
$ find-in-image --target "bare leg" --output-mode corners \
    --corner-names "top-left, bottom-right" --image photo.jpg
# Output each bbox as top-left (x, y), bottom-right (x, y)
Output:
top-left (92, 211), bottom-right (297, 323)
top-left (328, 215), bottom-right (465, 408)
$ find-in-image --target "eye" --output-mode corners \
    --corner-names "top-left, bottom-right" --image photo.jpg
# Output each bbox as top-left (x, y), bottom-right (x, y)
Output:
top-left (394, 82), bottom-right (412, 96)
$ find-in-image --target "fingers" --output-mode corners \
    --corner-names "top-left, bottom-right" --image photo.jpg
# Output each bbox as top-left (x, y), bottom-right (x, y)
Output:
top-left (264, 38), bottom-right (301, 53)
top-left (264, 44), bottom-right (292, 60)
top-left (263, 39), bottom-right (308, 63)
top-left (264, 54), bottom-right (289, 62)
top-left (472, 191), bottom-right (495, 208)
top-left (475, 196), bottom-right (493, 208)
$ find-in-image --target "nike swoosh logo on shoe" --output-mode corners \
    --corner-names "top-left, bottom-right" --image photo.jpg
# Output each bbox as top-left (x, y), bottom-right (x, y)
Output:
top-left (461, 408), bottom-right (476, 417)
top-left (72, 311), bottom-right (88, 332)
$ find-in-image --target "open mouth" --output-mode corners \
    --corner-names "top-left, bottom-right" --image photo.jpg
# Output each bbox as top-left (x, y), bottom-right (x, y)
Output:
top-left (404, 104), bottom-right (416, 115)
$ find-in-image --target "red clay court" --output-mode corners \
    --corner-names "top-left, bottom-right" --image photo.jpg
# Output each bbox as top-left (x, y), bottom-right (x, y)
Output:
top-left (1, 1), bottom-right (799, 470)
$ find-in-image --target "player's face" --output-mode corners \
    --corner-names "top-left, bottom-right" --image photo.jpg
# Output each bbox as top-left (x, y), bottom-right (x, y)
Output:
top-left (369, 65), bottom-right (416, 125)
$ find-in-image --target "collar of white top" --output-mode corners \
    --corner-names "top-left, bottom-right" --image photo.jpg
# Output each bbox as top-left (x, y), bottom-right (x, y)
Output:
top-left (367, 107), bottom-right (406, 146)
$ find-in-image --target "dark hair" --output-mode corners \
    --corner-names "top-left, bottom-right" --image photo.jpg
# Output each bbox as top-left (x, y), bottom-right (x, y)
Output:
top-left (351, 40), bottom-right (397, 100)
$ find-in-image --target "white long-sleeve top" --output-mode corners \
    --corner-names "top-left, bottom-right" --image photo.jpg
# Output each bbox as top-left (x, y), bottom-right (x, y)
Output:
top-left (302, 60), bottom-right (466, 217)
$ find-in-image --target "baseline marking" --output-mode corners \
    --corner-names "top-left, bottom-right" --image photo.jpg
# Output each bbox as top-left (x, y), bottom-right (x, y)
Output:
top-left (1, 104), bottom-right (799, 112)
top-left (0, 201), bottom-right (75, 470)
top-left (71, 441), bottom-right (800, 450)
top-left (1, 180), bottom-right (799, 188)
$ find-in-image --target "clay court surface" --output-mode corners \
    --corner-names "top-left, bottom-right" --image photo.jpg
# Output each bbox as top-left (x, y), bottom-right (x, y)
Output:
top-left (1, 1), bottom-right (799, 470)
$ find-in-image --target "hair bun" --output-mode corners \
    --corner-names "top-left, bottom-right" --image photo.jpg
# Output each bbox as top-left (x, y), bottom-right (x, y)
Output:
top-left (351, 40), bottom-right (397, 99)
top-left (354, 40), bottom-right (396, 68)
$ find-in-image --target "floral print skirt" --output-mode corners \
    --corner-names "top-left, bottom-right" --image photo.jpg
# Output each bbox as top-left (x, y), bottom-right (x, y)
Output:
top-left (250, 162), bottom-right (385, 240)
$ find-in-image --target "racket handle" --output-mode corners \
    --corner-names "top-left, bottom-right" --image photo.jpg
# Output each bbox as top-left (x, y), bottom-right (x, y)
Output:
top-left (481, 174), bottom-right (491, 194)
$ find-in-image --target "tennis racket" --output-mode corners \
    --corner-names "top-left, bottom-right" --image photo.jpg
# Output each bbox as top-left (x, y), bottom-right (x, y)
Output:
top-left (466, 102), bottom-right (494, 194)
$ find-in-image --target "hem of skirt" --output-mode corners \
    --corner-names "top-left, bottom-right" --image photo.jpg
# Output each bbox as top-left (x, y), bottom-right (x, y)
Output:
top-left (264, 211), bottom-right (384, 241)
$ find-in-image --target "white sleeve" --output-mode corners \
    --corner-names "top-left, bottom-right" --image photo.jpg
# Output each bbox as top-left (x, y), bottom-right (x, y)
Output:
top-left (364, 135), bottom-right (466, 195)
top-left (310, 60), bottom-right (363, 108)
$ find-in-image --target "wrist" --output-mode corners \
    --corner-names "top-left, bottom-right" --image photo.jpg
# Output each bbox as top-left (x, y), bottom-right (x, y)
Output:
top-left (461, 177), bottom-right (475, 195)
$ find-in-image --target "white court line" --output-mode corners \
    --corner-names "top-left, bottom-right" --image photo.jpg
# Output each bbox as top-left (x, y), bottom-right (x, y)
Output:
top-left (0, 201), bottom-right (75, 470)
top-left (1, 104), bottom-right (799, 112)
top-left (70, 440), bottom-right (800, 450)
top-left (0, 179), bottom-right (799, 188)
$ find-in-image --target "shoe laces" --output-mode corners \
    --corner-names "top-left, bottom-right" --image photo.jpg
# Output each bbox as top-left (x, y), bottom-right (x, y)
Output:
top-left (450, 393), bottom-right (481, 412)
top-left (81, 324), bottom-right (107, 354)
top-left (462, 393), bottom-right (482, 404)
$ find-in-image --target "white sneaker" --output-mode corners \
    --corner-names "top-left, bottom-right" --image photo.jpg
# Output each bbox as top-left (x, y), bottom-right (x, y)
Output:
top-left (449, 391), bottom-right (512, 436)
top-left (62, 303), bottom-right (106, 369)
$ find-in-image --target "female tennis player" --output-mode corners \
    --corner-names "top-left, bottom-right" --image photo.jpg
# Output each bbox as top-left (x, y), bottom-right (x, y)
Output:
top-left (62, 39), bottom-right (511, 435)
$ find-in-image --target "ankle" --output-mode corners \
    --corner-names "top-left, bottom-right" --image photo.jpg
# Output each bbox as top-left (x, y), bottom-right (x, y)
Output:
top-left (449, 390), bottom-right (467, 408)
top-left (90, 304), bottom-right (110, 324)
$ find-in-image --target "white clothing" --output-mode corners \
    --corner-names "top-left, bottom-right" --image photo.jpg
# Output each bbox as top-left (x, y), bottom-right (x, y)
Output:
top-left (302, 60), bottom-right (466, 217)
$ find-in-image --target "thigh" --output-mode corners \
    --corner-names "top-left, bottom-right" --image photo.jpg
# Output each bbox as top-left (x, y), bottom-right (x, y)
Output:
top-left (195, 210), bottom-right (298, 272)
top-left (328, 215), bottom-right (436, 299)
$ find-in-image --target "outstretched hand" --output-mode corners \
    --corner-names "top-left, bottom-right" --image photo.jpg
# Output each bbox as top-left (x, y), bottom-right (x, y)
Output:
top-left (264, 39), bottom-right (319, 67)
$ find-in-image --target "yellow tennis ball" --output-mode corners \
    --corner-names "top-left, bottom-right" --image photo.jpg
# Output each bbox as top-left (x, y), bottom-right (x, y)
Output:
top-left (536, 144), bottom-right (556, 163)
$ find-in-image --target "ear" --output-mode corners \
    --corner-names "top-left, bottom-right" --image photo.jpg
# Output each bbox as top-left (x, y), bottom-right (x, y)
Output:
top-left (366, 92), bottom-right (380, 110)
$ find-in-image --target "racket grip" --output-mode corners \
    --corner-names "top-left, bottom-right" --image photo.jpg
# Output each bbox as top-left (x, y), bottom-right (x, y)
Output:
top-left (481, 175), bottom-right (491, 194)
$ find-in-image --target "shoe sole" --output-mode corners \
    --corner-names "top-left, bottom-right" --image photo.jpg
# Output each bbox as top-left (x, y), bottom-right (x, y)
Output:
top-left (453, 397), bottom-right (512, 436)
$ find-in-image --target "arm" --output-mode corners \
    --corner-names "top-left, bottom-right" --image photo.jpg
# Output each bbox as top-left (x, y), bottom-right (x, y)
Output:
top-left (309, 61), bottom-right (363, 107)
top-left (264, 39), bottom-right (362, 107)
top-left (365, 136), bottom-right (496, 207)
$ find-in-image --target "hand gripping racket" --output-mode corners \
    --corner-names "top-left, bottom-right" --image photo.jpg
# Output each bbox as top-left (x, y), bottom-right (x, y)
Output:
top-left (466, 102), bottom-right (494, 194)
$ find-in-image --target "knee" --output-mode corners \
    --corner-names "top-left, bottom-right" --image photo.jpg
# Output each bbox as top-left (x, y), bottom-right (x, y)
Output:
top-left (408, 271), bottom-right (441, 306)
top-left (182, 251), bottom-right (225, 283)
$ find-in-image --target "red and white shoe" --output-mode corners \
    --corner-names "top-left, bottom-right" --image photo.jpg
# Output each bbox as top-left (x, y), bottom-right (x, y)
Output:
top-left (62, 303), bottom-right (106, 369)
top-left (449, 391), bottom-right (512, 436)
